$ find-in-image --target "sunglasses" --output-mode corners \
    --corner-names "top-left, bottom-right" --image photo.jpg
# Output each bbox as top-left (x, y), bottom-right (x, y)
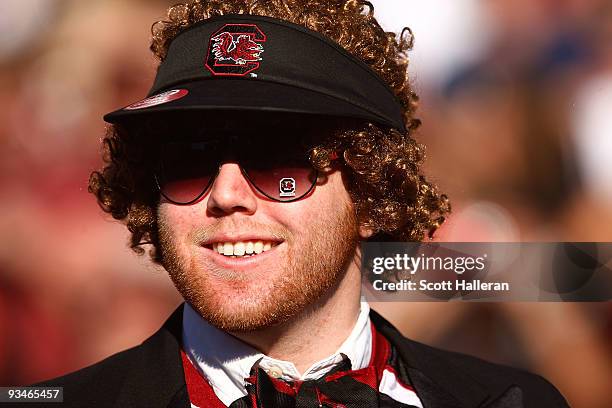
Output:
top-left (154, 134), bottom-right (329, 205)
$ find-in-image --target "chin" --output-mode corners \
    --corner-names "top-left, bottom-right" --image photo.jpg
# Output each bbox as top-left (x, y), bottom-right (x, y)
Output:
top-left (195, 296), bottom-right (296, 332)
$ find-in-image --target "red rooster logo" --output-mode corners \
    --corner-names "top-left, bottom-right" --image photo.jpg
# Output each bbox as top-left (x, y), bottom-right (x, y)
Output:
top-left (211, 32), bottom-right (264, 65)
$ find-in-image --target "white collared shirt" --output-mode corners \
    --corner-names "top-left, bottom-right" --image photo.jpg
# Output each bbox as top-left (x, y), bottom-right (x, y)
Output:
top-left (182, 301), bottom-right (372, 407)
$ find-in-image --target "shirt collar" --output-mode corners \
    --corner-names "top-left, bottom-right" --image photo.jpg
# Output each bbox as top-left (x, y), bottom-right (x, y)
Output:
top-left (182, 300), bottom-right (372, 406)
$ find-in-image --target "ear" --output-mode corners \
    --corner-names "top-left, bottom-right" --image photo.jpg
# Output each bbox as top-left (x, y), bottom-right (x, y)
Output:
top-left (358, 225), bottom-right (375, 239)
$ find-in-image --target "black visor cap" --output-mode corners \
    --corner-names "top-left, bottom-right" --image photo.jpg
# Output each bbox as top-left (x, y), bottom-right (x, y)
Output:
top-left (104, 14), bottom-right (406, 133)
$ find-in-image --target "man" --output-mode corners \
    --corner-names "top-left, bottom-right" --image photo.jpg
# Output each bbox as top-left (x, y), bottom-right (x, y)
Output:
top-left (36, 1), bottom-right (568, 407)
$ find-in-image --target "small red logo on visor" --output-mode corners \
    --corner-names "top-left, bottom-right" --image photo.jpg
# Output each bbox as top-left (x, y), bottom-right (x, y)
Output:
top-left (124, 89), bottom-right (189, 110)
top-left (206, 24), bottom-right (266, 76)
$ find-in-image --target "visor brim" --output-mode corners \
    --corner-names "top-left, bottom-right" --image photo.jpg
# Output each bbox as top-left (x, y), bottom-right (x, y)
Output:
top-left (104, 79), bottom-right (404, 131)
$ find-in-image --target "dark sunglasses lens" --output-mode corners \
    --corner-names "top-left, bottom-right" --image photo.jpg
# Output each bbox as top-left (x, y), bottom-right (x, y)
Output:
top-left (241, 140), bottom-right (317, 201)
top-left (157, 142), bottom-right (218, 204)
top-left (245, 166), bottom-right (317, 201)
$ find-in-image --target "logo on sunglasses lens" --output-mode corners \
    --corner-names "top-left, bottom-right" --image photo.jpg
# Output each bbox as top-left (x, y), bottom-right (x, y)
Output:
top-left (279, 178), bottom-right (296, 197)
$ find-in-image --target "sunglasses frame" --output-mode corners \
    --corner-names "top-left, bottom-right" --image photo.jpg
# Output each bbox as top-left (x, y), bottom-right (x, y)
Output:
top-left (154, 158), bottom-right (320, 206)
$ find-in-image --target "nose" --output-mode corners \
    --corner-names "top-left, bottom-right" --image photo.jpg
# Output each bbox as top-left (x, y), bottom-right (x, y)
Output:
top-left (206, 163), bottom-right (258, 216)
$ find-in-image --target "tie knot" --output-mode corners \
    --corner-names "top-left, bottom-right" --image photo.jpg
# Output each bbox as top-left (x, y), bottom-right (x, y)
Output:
top-left (239, 355), bottom-right (383, 408)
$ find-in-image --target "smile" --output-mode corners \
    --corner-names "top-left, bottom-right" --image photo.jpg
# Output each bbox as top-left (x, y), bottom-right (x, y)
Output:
top-left (205, 240), bottom-right (281, 258)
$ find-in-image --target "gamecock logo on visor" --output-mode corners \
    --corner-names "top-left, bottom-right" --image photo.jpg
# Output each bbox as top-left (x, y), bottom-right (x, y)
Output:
top-left (206, 24), bottom-right (266, 76)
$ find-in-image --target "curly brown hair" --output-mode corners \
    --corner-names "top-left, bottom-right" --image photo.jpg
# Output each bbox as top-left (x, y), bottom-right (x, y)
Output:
top-left (89, 0), bottom-right (451, 264)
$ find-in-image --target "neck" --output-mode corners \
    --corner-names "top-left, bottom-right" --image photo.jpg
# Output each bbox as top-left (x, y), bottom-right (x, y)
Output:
top-left (230, 259), bottom-right (363, 374)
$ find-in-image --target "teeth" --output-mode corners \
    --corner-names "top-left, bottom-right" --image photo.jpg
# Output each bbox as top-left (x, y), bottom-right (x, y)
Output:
top-left (246, 242), bottom-right (254, 254)
top-left (212, 240), bottom-right (276, 257)
top-left (234, 242), bottom-right (245, 256)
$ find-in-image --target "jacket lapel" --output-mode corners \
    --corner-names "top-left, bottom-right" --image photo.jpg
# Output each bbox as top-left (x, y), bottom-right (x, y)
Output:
top-left (370, 310), bottom-right (492, 408)
top-left (113, 304), bottom-right (190, 408)
top-left (482, 386), bottom-right (523, 408)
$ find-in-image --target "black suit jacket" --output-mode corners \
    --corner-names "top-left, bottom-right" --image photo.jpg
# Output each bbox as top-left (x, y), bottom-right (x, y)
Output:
top-left (32, 305), bottom-right (569, 408)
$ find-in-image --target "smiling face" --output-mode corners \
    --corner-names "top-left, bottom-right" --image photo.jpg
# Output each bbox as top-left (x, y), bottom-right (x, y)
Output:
top-left (157, 134), bottom-right (363, 331)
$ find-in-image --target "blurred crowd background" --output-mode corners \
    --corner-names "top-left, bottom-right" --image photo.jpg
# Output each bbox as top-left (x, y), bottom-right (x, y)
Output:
top-left (0, 0), bottom-right (610, 406)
